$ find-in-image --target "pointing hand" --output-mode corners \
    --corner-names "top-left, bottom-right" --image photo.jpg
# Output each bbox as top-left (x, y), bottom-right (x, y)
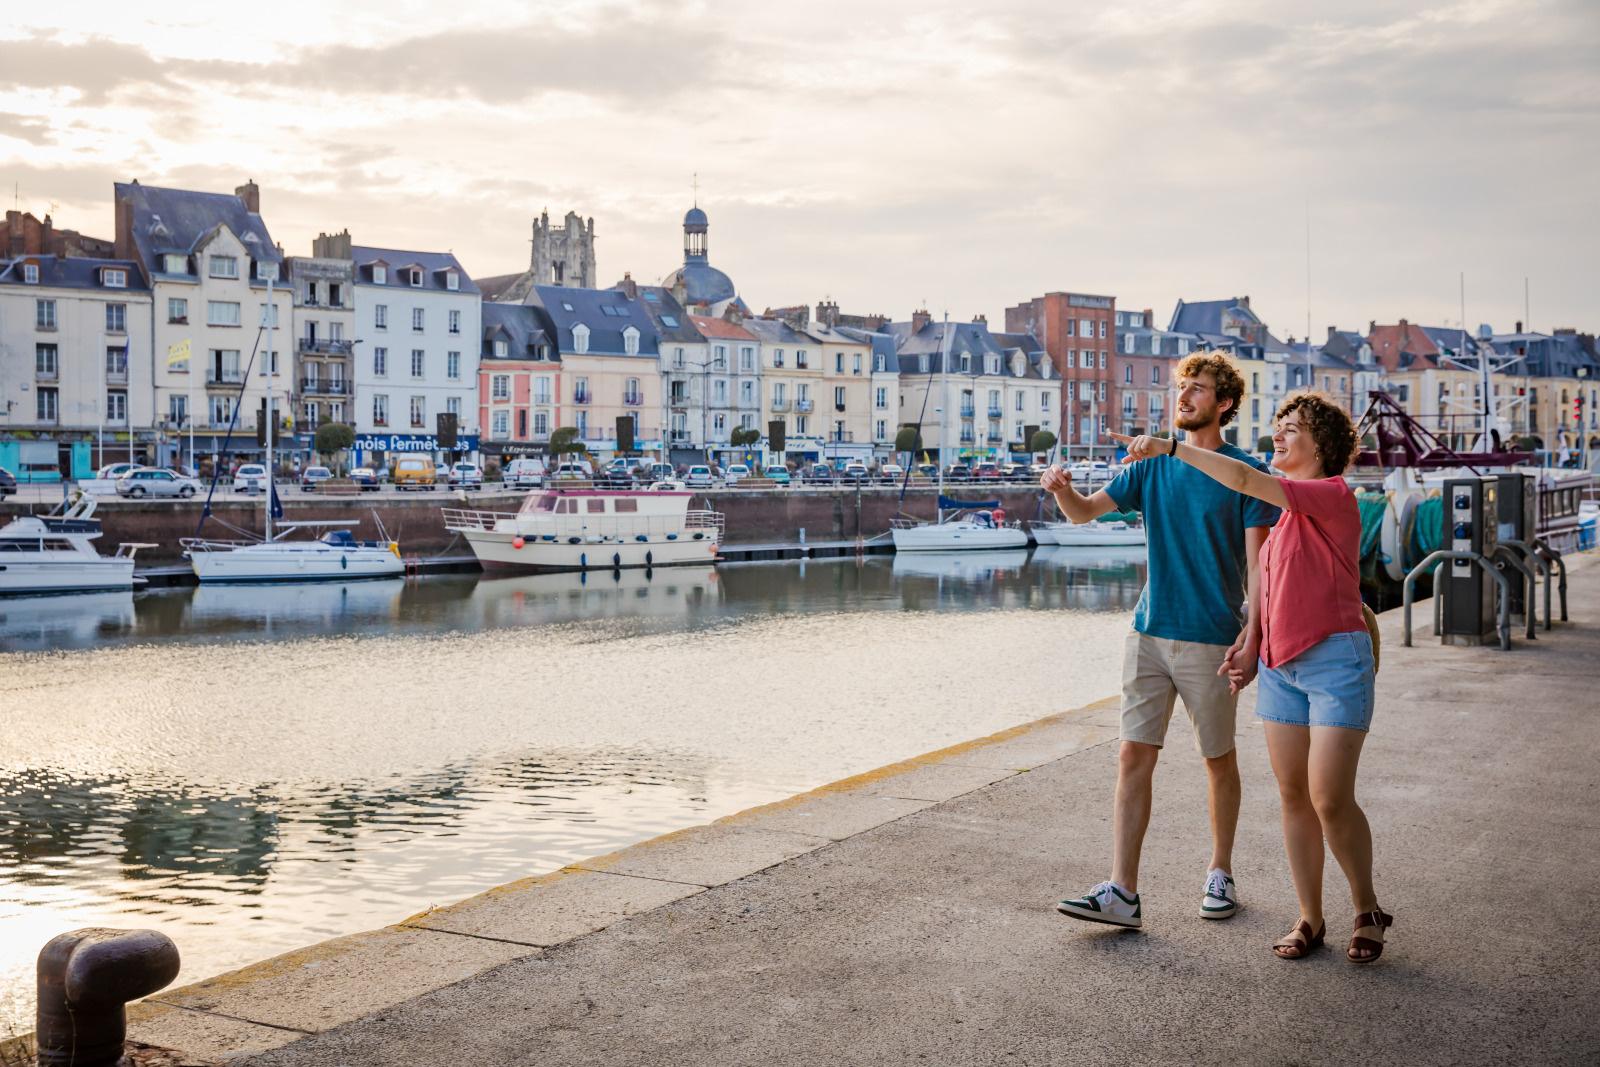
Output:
top-left (1106, 429), bottom-right (1169, 463)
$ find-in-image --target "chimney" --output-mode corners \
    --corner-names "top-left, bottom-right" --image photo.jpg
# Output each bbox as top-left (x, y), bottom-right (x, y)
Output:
top-left (312, 229), bottom-right (352, 259)
top-left (1327, 325), bottom-right (1338, 341)
top-left (617, 271), bottom-right (638, 299)
top-left (1368, 320), bottom-right (1376, 335)
top-left (1144, 308), bottom-right (1154, 328)
top-left (911, 308), bottom-right (932, 334)
top-left (235, 180), bottom-right (260, 214)
top-left (816, 300), bottom-right (839, 327)
top-left (973, 313), bottom-right (987, 325)
top-left (1237, 295), bottom-right (1250, 309)
top-left (1515, 320), bottom-right (1523, 334)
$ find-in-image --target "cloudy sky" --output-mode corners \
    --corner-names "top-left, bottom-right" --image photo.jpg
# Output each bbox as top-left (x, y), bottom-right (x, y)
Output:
top-left (2, 0), bottom-right (1595, 337)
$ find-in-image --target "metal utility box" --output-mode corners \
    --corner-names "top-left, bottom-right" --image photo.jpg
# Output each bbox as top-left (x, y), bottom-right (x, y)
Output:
top-left (1440, 475), bottom-right (1499, 645)
top-left (1495, 472), bottom-right (1536, 617)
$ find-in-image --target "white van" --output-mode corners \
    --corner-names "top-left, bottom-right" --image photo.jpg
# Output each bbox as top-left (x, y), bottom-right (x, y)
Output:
top-left (504, 458), bottom-right (547, 489)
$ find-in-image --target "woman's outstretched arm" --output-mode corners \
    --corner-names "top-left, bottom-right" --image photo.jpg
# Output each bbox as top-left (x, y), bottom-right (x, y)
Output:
top-left (1107, 430), bottom-right (1288, 510)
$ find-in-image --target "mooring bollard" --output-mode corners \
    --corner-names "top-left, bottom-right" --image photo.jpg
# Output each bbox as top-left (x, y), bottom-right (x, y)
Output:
top-left (36, 928), bottom-right (180, 1067)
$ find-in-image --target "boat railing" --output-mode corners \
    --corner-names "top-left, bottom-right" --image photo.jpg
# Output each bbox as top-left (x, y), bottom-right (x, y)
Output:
top-left (441, 508), bottom-right (517, 532)
top-left (889, 517), bottom-right (927, 530)
top-left (179, 536), bottom-right (262, 552)
top-left (686, 510), bottom-right (725, 536)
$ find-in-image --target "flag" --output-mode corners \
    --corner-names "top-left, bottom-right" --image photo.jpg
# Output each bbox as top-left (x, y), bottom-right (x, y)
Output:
top-left (166, 340), bottom-right (191, 367)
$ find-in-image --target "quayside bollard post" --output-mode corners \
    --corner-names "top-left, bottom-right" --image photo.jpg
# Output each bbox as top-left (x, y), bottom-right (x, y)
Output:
top-left (36, 928), bottom-right (180, 1067)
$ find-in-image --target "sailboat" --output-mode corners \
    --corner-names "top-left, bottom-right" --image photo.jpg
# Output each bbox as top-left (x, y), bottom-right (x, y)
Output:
top-left (179, 268), bottom-right (405, 584)
top-left (889, 313), bottom-right (1028, 553)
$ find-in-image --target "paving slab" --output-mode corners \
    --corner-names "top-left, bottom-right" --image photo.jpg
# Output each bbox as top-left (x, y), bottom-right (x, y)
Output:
top-left (716, 789), bottom-right (934, 841)
top-left (228, 556), bottom-right (1600, 1066)
top-left (570, 824), bottom-right (831, 887)
top-left (141, 924), bottom-right (535, 1036)
top-left (126, 1002), bottom-right (304, 1064)
top-left (854, 760), bottom-right (1023, 802)
top-left (404, 866), bottom-right (704, 946)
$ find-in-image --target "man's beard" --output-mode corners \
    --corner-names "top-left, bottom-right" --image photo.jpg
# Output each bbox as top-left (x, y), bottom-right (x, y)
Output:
top-left (1175, 405), bottom-right (1217, 432)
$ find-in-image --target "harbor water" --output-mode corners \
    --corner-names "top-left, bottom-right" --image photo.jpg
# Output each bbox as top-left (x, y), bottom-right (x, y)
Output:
top-left (0, 546), bottom-right (1145, 1036)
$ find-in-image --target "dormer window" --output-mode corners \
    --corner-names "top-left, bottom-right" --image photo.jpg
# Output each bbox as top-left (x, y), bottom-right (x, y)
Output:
top-left (163, 254), bottom-right (188, 274)
top-left (256, 261), bottom-right (278, 282)
top-left (537, 344), bottom-right (549, 360)
top-left (445, 271), bottom-right (459, 291)
top-left (986, 355), bottom-right (999, 375)
top-left (622, 325), bottom-right (640, 356)
top-left (22, 262), bottom-right (38, 284)
top-left (572, 323), bottom-right (590, 354)
top-left (372, 266), bottom-right (387, 285)
top-left (209, 255), bottom-right (239, 279)
top-left (409, 269), bottom-right (422, 287)
top-left (493, 339), bottom-right (508, 358)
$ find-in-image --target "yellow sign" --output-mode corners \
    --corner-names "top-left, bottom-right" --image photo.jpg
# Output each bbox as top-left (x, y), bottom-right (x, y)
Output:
top-left (166, 340), bottom-right (191, 367)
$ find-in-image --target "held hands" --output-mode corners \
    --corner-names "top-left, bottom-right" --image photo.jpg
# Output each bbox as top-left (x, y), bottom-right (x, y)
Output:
top-left (1218, 631), bottom-right (1260, 695)
top-left (1106, 430), bottom-right (1169, 462)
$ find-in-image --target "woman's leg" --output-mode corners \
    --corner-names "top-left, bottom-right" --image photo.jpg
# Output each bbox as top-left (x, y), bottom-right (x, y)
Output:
top-left (1307, 726), bottom-right (1376, 915)
top-left (1263, 721), bottom-right (1323, 928)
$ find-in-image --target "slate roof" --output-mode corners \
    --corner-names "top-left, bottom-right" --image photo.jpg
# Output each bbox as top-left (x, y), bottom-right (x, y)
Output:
top-left (350, 245), bottom-right (480, 295)
top-left (531, 284), bottom-right (659, 358)
top-left (835, 326), bottom-right (902, 373)
top-left (887, 320), bottom-right (1050, 378)
top-left (115, 181), bottom-right (281, 279)
top-left (481, 302), bottom-right (558, 363)
top-left (634, 285), bottom-right (704, 343)
top-left (1490, 330), bottom-right (1600, 378)
top-left (742, 317), bottom-right (812, 347)
top-left (474, 273), bottom-right (523, 302)
top-left (0, 255), bottom-right (148, 291)
top-left (1417, 325), bottom-right (1480, 360)
top-left (688, 313), bottom-right (756, 342)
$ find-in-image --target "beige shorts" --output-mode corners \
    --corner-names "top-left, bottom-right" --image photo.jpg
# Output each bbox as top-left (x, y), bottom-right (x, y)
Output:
top-left (1120, 630), bottom-right (1239, 758)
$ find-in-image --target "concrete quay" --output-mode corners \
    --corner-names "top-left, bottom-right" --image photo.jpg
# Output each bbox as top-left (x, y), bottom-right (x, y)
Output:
top-left (116, 553), bottom-right (1599, 1066)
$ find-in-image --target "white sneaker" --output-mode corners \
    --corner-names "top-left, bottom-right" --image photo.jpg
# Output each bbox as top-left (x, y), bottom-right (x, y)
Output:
top-left (1200, 868), bottom-right (1238, 919)
top-left (1056, 881), bottom-right (1142, 928)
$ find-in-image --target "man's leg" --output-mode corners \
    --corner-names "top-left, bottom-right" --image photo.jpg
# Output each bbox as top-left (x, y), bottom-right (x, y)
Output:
top-left (1203, 748), bottom-right (1241, 875)
top-left (1110, 740), bottom-right (1162, 892)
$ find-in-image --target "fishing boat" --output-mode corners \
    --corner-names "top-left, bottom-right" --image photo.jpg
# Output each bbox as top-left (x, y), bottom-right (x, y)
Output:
top-left (442, 488), bottom-right (723, 571)
top-left (0, 494), bottom-right (155, 595)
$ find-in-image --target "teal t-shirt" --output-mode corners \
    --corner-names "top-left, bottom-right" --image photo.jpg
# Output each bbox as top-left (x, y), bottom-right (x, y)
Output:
top-left (1105, 444), bottom-right (1281, 646)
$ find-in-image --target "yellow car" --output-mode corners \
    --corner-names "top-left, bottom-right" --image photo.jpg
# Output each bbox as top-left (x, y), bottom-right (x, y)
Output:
top-left (391, 455), bottom-right (437, 491)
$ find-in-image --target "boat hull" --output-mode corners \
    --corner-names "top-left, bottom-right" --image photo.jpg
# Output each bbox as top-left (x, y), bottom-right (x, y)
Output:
top-left (891, 524), bottom-right (1029, 552)
top-left (0, 559), bottom-right (137, 595)
top-left (188, 546), bottom-right (404, 583)
top-left (463, 529), bottom-right (721, 571)
top-left (1050, 525), bottom-right (1147, 547)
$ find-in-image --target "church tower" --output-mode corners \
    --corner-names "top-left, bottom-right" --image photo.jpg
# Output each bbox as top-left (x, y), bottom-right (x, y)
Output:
top-left (531, 210), bottom-right (596, 288)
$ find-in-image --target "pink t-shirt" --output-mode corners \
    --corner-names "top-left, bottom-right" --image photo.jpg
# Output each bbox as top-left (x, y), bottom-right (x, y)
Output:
top-left (1259, 476), bottom-right (1365, 668)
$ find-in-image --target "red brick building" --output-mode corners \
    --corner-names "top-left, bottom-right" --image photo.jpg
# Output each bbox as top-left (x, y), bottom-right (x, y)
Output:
top-left (1004, 290), bottom-right (1116, 458)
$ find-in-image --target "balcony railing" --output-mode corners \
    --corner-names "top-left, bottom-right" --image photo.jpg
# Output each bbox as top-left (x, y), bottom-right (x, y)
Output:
top-left (106, 368), bottom-right (129, 384)
top-left (670, 429), bottom-right (692, 442)
top-left (770, 399), bottom-right (790, 412)
top-left (206, 372), bottom-right (244, 386)
top-left (574, 391), bottom-right (591, 404)
top-left (795, 399), bottom-right (814, 413)
top-left (624, 392), bottom-right (643, 406)
top-left (959, 406), bottom-right (976, 418)
top-left (298, 338), bottom-right (355, 355)
top-left (35, 367), bottom-right (58, 382)
top-left (987, 407), bottom-right (1003, 418)
top-left (960, 431), bottom-right (975, 442)
top-left (835, 403), bottom-right (846, 413)
top-left (300, 379), bottom-right (351, 396)
top-left (829, 431), bottom-right (855, 443)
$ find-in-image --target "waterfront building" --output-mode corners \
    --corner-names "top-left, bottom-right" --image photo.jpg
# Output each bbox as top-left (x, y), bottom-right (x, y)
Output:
top-left (1112, 308), bottom-right (1181, 437)
top-left (835, 325), bottom-right (903, 460)
top-left (620, 279), bottom-right (710, 459)
top-left (1166, 296), bottom-right (1298, 452)
top-left (529, 283), bottom-right (662, 456)
top-left (1282, 338), bottom-right (1358, 416)
top-left (744, 312), bottom-right (824, 464)
top-left (4, 209), bottom-right (113, 259)
top-left (1005, 290), bottom-right (1116, 459)
top-left (888, 313), bottom-right (1056, 464)
top-left (1484, 325), bottom-right (1600, 452)
top-left (686, 310), bottom-right (764, 464)
top-left (0, 255), bottom-right (152, 479)
top-left (113, 180), bottom-right (294, 469)
top-left (1366, 319), bottom-right (1482, 449)
top-left (349, 242), bottom-right (482, 468)
top-left (660, 205), bottom-right (747, 318)
top-left (805, 303), bottom-right (876, 465)
top-left (477, 302), bottom-right (561, 463)
top-left (289, 232), bottom-right (357, 456)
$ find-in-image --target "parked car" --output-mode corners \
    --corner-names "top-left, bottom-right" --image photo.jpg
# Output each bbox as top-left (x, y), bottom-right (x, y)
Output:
top-left (915, 463), bottom-right (939, 481)
top-left (117, 468), bottom-right (200, 499)
top-left (598, 459), bottom-right (634, 488)
top-left (972, 462), bottom-right (1002, 481)
top-left (945, 463), bottom-right (972, 482)
top-left (644, 462), bottom-right (676, 485)
top-left (839, 462), bottom-right (869, 483)
top-left (503, 458), bottom-right (546, 489)
top-left (551, 461), bottom-right (592, 481)
top-left (350, 466), bottom-right (381, 491)
top-left (0, 466), bottom-right (15, 499)
top-left (724, 463), bottom-right (751, 486)
top-left (447, 461), bottom-right (483, 489)
top-left (392, 455), bottom-right (438, 491)
top-left (1028, 462), bottom-right (1051, 480)
top-left (233, 464), bottom-right (269, 494)
top-left (1069, 460), bottom-right (1113, 483)
top-left (96, 462), bottom-right (144, 482)
top-left (684, 464), bottom-right (715, 489)
top-left (300, 465), bottom-right (334, 492)
top-left (999, 462), bottom-right (1028, 481)
top-left (877, 463), bottom-right (905, 484)
top-left (805, 462), bottom-right (836, 485)
top-left (762, 464), bottom-right (791, 486)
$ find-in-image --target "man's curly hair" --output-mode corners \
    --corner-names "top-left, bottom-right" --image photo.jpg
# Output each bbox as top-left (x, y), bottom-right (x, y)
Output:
top-left (1175, 351), bottom-right (1245, 427)
top-left (1275, 391), bottom-right (1359, 475)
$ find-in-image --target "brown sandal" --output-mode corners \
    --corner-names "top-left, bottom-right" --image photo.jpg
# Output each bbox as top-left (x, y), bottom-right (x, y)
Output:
top-left (1348, 909), bottom-right (1394, 963)
top-left (1272, 918), bottom-right (1326, 959)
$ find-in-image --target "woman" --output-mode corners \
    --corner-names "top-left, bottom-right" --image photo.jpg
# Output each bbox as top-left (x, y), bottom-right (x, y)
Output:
top-left (1109, 392), bottom-right (1391, 963)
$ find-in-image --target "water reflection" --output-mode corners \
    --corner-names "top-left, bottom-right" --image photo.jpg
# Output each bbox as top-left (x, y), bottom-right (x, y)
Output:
top-left (0, 549), bottom-right (1146, 1033)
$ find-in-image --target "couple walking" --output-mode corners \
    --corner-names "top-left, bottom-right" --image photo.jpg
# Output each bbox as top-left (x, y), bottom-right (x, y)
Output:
top-left (1040, 351), bottom-right (1392, 963)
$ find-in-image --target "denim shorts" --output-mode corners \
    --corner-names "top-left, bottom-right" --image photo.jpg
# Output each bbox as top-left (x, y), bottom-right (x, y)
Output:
top-left (1256, 631), bottom-right (1376, 732)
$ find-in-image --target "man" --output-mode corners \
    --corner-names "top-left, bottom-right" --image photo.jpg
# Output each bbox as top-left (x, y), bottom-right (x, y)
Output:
top-left (1045, 351), bottom-right (1279, 929)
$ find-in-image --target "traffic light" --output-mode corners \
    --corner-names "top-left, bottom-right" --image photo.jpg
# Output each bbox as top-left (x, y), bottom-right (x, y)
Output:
top-left (1576, 394), bottom-right (1586, 424)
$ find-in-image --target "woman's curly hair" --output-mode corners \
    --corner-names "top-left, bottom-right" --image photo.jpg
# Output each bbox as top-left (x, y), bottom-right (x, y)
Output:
top-left (1275, 391), bottom-right (1359, 475)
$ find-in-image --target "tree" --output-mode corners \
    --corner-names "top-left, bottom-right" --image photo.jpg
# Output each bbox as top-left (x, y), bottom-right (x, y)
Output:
top-left (314, 422), bottom-right (356, 472)
top-left (1028, 429), bottom-right (1057, 454)
top-left (549, 426), bottom-right (587, 459)
top-left (730, 427), bottom-right (761, 448)
top-left (895, 426), bottom-right (923, 453)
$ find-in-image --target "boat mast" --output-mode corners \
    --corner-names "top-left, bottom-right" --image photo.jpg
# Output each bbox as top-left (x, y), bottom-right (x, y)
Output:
top-left (265, 266), bottom-right (277, 541)
top-left (939, 312), bottom-right (951, 503)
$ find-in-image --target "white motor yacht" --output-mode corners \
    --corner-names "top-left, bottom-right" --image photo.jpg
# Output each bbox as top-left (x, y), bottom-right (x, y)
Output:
top-left (0, 494), bottom-right (155, 595)
top-left (443, 488), bottom-right (724, 571)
